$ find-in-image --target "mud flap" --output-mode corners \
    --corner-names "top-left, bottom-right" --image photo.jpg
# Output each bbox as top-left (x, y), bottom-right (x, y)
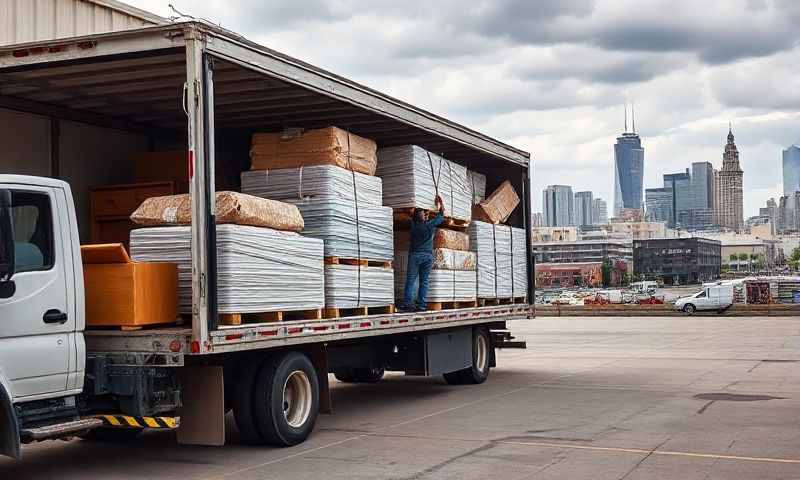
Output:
top-left (177, 366), bottom-right (225, 446)
top-left (0, 385), bottom-right (20, 460)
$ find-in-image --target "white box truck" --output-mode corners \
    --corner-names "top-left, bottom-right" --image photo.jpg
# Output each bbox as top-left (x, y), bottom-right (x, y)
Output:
top-left (0, 22), bottom-right (533, 459)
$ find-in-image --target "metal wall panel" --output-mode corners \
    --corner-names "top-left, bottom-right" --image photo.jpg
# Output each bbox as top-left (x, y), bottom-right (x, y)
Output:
top-left (0, 0), bottom-right (160, 46)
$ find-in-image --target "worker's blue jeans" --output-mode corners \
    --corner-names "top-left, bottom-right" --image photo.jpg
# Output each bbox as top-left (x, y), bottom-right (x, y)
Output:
top-left (402, 251), bottom-right (434, 310)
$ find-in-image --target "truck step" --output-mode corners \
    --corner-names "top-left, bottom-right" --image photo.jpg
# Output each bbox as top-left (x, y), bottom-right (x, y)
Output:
top-left (20, 418), bottom-right (104, 442)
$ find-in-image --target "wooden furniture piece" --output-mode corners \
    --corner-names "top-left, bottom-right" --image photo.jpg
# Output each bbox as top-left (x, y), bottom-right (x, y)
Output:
top-left (81, 243), bottom-right (178, 329)
top-left (89, 181), bottom-right (175, 250)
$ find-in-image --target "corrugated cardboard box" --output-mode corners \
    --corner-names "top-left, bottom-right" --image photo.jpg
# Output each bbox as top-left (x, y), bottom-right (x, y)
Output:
top-left (472, 180), bottom-right (520, 224)
top-left (250, 127), bottom-right (377, 175)
top-left (82, 244), bottom-right (178, 328)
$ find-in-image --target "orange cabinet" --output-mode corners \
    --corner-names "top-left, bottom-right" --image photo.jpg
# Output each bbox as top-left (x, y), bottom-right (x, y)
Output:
top-left (82, 244), bottom-right (178, 329)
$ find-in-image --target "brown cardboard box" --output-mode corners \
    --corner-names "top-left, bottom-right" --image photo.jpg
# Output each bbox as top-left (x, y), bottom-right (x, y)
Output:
top-left (82, 244), bottom-right (178, 328)
top-left (472, 180), bottom-right (520, 224)
top-left (434, 229), bottom-right (469, 251)
top-left (394, 228), bottom-right (470, 252)
top-left (130, 191), bottom-right (305, 232)
top-left (250, 127), bottom-right (377, 175)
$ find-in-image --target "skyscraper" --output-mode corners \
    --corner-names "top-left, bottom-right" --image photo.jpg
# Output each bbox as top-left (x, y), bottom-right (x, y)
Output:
top-left (613, 105), bottom-right (645, 215)
top-left (593, 198), bottom-right (608, 225)
top-left (663, 170), bottom-right (692, 228)
top-left (645, 187), bottom-right (672, 224)
top-left (573, 191), bottom-right (594, 228)
top-left (689, 161), bottom-right (715, 230)
top-left (543, 185), bottom-right (574, 227)
top-left (783, 143), bottom-right (800, 195)
top-left (714, 126), bottom-right (744, 231)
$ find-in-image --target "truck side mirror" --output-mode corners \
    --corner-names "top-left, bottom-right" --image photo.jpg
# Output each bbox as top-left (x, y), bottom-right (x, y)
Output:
top-left (0, 189), bottom-right (15, 286)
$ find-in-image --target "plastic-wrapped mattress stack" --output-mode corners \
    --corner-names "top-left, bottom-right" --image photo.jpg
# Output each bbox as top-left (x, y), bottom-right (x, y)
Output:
top-left (376, 145), bottom-right (472, 222)
top-left (324, 265), bottom-right (394, 308)
top-left (469, 221), bottom-right (515, 299)
top-left (129, 225), bottom-right (324, 314)
top-left (242, 164), bottom-right (394, 310)
top-left (511, 226), bottom-right (528, 300)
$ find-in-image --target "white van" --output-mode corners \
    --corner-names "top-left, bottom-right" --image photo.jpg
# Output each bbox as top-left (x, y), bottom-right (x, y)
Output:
top-left (674, 284), bottom-right (734, 314)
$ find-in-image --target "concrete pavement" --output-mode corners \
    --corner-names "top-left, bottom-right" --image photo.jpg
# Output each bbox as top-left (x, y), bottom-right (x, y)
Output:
top-left (3, 316), bottom-right (799, 479)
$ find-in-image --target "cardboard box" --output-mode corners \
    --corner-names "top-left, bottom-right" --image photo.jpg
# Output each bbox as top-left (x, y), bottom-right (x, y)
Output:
top-left (82, 243), bottom-right (178, 328)
top-left (472, 180), bottom-right (520, 224)
top-left (250, 127), bottom-right (377, 175)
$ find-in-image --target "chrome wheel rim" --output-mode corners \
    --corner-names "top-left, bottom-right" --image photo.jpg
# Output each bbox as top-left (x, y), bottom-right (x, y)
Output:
top-left (476, 335), bottom-right (488, 373)
top-left (283, 370), bottom-right (312, 428)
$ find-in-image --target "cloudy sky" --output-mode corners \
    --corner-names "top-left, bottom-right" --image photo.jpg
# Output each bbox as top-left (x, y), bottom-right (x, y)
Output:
top-left (129, 0), bottom-right (800, 217)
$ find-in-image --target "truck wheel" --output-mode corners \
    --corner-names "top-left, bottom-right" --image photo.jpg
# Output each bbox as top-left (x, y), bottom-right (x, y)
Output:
top-left (444, 327), bottom-right (491, 385)
top-left (683, 304), bottom-right (696, 315)
top-left (232, 360), bottom-right (266, 444)
top-left (334, 367), bottom-right (385, 383)
top-left (253, 352), bottom-right (319, 446)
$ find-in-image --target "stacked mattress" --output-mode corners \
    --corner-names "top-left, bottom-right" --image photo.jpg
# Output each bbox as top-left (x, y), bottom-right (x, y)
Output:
top-left (129, 225), bottom-right (324, 314)
top-left (469, 221), bottom-right (514, 299)
top-left (325, 265), bottom-right (395, 308)
top-left (511, 227), bottom-right (528, 299)
top-left (468, 171), bottom-right (487, 206)
top-left (241, 165), bottom-right (383, 206)
top-left (242, 164), bottom-right (394, 309)
top-left (242, 165), bottom-right (393, 261)
top-left (377, 145), bottom-right (472, 222)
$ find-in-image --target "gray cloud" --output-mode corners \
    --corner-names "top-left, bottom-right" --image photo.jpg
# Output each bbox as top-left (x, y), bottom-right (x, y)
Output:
top-left (131, 0), bottom-right (800, 216)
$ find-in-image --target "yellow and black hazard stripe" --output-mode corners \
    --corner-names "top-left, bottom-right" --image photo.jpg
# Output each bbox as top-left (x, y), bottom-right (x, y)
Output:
top-left (94, 414), bottom-right (179, 429)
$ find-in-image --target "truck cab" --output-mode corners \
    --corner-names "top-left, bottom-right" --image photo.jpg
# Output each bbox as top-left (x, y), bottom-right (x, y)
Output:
top-left (0, 176), bottom-right (94, 459)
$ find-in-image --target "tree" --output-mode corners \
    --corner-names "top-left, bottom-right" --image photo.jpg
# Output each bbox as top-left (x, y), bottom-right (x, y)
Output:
top-left (790, 247), bottom-right (800, 271)
top-left (729, 254), bottom-right (738, 262)
top-left (601, 256), bottom-right (612, 287)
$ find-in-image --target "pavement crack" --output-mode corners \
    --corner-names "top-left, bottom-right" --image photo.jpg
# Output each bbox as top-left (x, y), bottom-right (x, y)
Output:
top-left (747, 361), bottom-right (763, 373)
top-left (696, 400), bottom-right (715, 415)
top-left (617, 437), bottom-right (672, 480)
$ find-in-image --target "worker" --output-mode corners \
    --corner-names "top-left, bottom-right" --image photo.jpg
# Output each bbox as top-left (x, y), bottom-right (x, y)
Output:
top-left (399, 196), bottom-right (445, 312)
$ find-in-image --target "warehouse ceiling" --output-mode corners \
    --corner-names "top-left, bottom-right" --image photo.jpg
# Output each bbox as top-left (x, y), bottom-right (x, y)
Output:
top-left (0, 48), bottom-right (524, 169)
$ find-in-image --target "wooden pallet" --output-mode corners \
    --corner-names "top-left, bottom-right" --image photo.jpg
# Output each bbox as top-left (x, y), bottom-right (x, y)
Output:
top-left (323, 304), bottom-right (395, 319)
top-left (478, 297), bottom-right (526, 307)
top-left (219, 308), bottom-right (323, 326)
top-left (324, 257), bottom-right (392, 268)
top-left (426, 299), bottom-right (479, 311)
top-left (393, 208), bottom-right (470, 230)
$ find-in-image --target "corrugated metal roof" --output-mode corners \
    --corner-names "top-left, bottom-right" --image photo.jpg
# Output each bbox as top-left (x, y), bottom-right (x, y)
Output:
top-left (0, 0), bottom-right (165, 46)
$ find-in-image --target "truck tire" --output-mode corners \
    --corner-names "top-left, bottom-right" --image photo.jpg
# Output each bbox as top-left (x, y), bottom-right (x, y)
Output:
top-left (232, 360), bottom-right (266, 444)
top-left (253, 352), bottom-right (319, 446)
top-left (443, 327), bottom-right (491, 385)
top-left (334, 367), bottom-right (385, 383)
top-left (683, 304), bottom-right (696, 315)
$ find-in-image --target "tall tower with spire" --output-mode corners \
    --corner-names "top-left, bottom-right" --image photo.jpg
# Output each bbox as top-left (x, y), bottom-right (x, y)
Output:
top-left (613, 103), bottom-right (644, 216)
top-left (713, 124), bottom-right (744, 231)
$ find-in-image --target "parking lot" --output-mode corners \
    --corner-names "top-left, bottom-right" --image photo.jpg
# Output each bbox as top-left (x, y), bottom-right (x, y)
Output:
top-left (3, 316), bottom-right (799, 479)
